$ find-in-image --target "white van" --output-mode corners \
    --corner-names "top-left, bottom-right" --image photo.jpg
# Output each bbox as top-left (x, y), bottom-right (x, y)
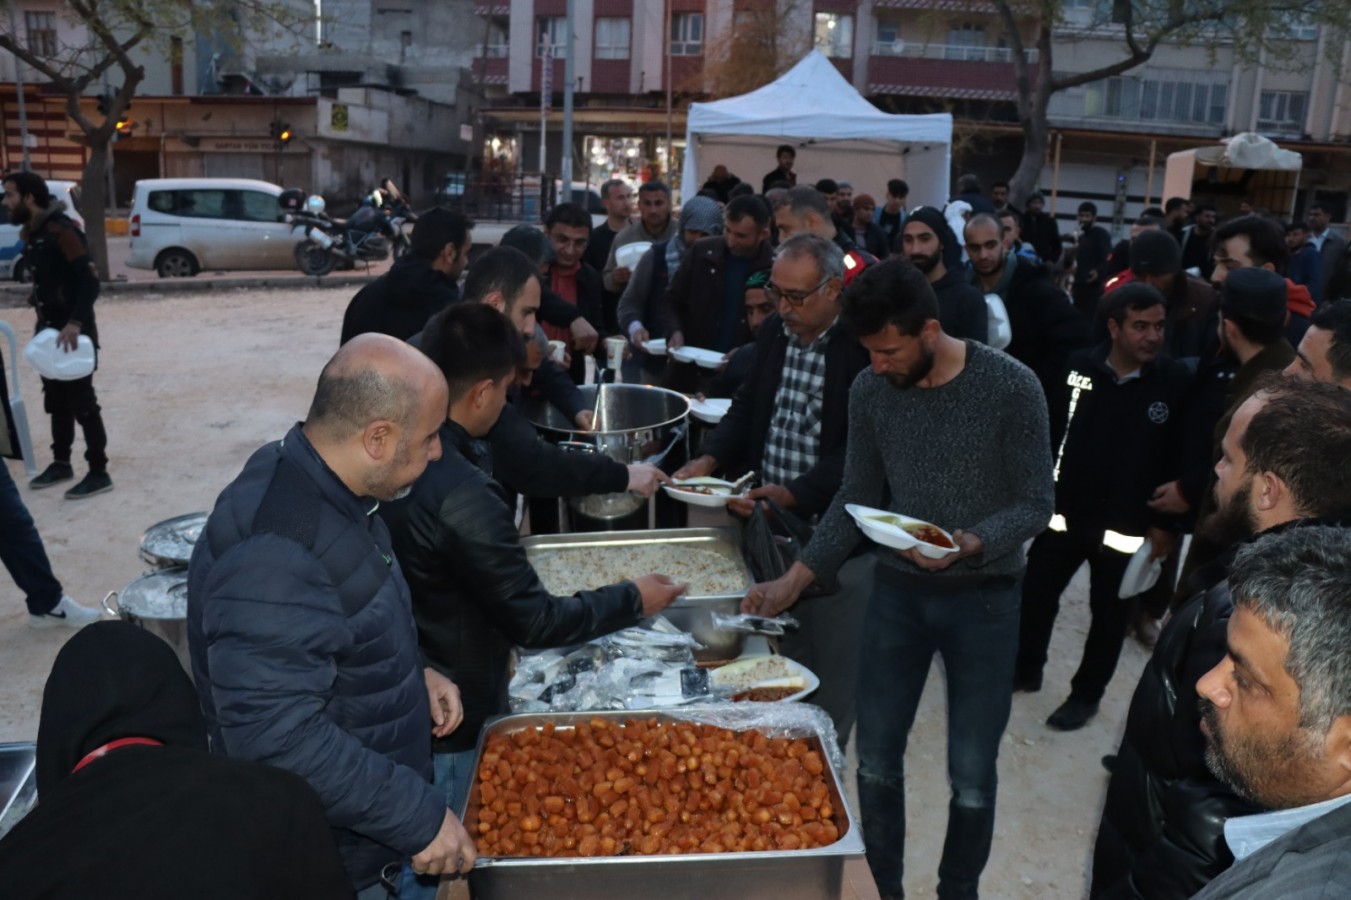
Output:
top-left (1, 179), bottom-right (84, 281)
top-left (126, 178), bottom-right (301, 277)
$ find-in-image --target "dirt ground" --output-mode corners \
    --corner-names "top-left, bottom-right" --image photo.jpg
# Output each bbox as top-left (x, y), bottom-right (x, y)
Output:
top-left (0, 284), bottom-right (1152, 898)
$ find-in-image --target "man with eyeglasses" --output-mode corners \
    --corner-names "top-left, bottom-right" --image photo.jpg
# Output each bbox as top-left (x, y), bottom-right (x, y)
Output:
top-left (673, 234), bottom-right (871, 749)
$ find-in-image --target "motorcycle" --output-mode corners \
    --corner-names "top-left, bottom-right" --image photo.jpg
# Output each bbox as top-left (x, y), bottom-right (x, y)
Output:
top-left (385, 197), bottom-right (417, 261)
top-left (280, 190), bottom-right (392, 277)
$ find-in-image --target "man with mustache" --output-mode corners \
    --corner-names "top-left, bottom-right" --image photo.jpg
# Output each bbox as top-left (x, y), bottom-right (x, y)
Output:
top-left (1014, 283), bottom-right (1192, 731)
top-left (1091, 377), bottom-right (1351, 899)
top-left (900, 207), bottom-right (987, 343)
top-left (743, 255), bottom-right (1054, 899)
top-left (1189, 525), bottom-right (1351, 899)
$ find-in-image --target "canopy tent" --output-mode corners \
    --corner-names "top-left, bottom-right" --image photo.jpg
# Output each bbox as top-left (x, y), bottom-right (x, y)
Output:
top-left (681, 52), bottom-right (953, 210)
top-left (1161, 132), bottom-right (1302, 218)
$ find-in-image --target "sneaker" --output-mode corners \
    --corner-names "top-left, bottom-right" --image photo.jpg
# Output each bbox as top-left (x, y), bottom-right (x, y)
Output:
top-left (64, 472), bottom-right (113, 500)
top-left (29, 462), bottom-right (74, 489)
top-left (29, 595), bottom-right (103, 630)
top-left (1047, 696), bottom-right (1100, 731)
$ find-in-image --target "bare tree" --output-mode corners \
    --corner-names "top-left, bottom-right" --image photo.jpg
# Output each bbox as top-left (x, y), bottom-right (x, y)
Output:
top-left (0, 0), bottom-right (310, 278)
top-left (992, 0), bottom-right (1342, 206)
top-left (695, 0), bottom-right (810, 98)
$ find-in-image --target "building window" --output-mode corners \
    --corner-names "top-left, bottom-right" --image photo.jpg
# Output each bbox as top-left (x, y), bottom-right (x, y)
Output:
top-left (25, 11), bottom-right (57, 57)
top-left (1081, 75), bottom-right (1227, 125)
top-left (595, 17), bottom-right (630, 60)
top-left (1258, 90), bottom-right (1308, 133)
top-left (671, 13), bottom-right (703, 56)
top-left (945, 23), bottom-right (985, 61)
top-left (537, 17), bottom-right (567, 57)
top-left (813, 12), bottom-right (853, 58)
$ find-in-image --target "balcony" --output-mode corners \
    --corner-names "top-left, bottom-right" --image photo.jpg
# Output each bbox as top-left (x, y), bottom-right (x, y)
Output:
top-left (866, 42), bottom-right (1037, 101)
top-left (473, 56), bottom-right (508, 85)
top-left (473, 0), bottom-right (510, 16)
top-left (1046, 70), bottom-right (1229, 137)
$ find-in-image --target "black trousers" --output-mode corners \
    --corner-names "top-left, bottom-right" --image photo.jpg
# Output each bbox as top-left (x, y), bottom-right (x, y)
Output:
top-left (41, 373), bottom-right (108, 473)
top-left (1016, 528), bottom-right (1132, 703)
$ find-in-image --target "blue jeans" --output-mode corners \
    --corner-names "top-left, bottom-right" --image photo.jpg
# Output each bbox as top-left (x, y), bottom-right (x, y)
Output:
top-left (855, 574), bottom-right (1021, 900)
top-left (398, 749), bottom-right (477, 899)
top-left (0, 461), bottom-right (63, 615)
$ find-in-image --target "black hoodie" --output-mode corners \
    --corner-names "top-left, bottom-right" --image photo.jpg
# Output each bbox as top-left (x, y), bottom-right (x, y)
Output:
top-left (0, 622), bottom-right (352, 899)
top-left (341, 254), bottom-right (461, 344)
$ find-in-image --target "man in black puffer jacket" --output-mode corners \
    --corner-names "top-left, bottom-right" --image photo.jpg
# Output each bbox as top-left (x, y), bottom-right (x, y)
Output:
top-left (1091, 377), bottom-right (1351, 899)
top-left (188, 335), bottom-right (475, 894)
top-left (340, 208), bottom-right (472, 345)
top-left (382, 304), bottom-right (687, 821)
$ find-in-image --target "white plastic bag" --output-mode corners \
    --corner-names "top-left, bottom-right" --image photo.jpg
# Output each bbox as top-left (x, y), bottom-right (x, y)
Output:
top-left (24, 328), bottom-right (95, 380)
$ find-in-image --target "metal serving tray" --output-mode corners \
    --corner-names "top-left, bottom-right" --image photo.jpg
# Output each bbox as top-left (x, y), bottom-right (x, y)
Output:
top-left (523, 527), bottom-right (752, 661)
top-left (463, 709), bottom-right (864, 900)
top-left (0, 742), bottom-right (37, 841)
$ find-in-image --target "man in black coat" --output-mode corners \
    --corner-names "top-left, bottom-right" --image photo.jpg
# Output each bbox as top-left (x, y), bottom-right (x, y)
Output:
top-left (341, 208), bottom-right (472, 344)
top-left (1022, 192), bottom-right (1063, 269)
top-left (1014, 284), bottom-right (1191, 731)
top-left (900, 207), bottom-right (988, 343)
top-left (761, 144), bottom-right (798, 193)
top-left (965, 213), bottom-right (1091, 401)
top-left (672, 234), bottom-right (873, 748)
top-left (1074, 201), bottom-right (1114, 317)
top-left (382, 304), bottom-right (686, 819)
top-left (1091, 378), bottom-right (1351, 899)
top-left (3, 171), bottom-right (110, 499)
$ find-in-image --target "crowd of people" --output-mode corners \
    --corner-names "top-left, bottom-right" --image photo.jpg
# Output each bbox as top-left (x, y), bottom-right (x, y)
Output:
top-left (2, 154), bottom-right (1351, 900)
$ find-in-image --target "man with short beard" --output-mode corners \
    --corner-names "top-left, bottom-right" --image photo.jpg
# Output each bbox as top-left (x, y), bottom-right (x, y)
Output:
top-left (1283, 298), bottom-right (1351, 388)
top-left (1092, 377), bottom-right (1351, 900)
top-left (1, 171), bottom-right (110, 498)
top-left (744, 256), bottom-right (1054, 900)
top-left (900, 207), bottom-right (986, 342)
top-left (1188, 525), bottom-right (1351, 899)
top-left (965, 212), bottom-right (1089, 402)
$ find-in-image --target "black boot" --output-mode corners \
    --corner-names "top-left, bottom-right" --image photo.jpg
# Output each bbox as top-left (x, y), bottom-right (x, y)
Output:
top-left (936, 800), bottom-right (995, 900)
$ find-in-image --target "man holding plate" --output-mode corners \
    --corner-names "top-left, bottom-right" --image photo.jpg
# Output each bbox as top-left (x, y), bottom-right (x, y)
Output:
top-left (745, 255), bottom-right (1054, 900)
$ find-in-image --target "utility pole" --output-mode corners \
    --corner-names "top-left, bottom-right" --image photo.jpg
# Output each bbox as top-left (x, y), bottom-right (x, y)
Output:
top-left (8, 2), bottom-right (33, 170)
top-left (560, 0), bottom-right (576, 193)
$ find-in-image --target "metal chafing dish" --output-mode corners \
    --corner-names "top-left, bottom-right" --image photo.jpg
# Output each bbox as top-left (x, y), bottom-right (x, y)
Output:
top-left (462, 709), bottom-right (865, 900)
top-left (522, 527), bottom-right (751, 661)
top-left (0, 742), bottom-right (37, 840)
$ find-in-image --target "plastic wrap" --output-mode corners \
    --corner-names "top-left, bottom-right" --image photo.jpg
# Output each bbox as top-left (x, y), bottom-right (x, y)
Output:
top-left (667, 702), bottom-right (845, 776)
top-left (710, 611), bottom-right (800, 636)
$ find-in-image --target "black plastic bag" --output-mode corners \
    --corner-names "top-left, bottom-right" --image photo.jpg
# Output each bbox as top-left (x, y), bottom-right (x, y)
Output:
top-left (741, 498), bottom-right (839, 598)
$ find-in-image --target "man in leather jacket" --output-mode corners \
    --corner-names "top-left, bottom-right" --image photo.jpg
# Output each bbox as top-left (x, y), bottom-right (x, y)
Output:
top-left (1091, 377), bottom-right (1351, 899)
top-left (382, 304), bottom-right (687, 821)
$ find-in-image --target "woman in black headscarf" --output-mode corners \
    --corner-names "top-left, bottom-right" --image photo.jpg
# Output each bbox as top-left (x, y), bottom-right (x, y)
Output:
top-left (0, 621), bottom-right (353, 899)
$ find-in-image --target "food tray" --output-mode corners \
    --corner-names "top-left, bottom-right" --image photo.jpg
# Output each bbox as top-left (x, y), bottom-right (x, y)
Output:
top-left (463, 709), bottom-right (864, 900)
top-left (523, 528), bottom-right (752, 661)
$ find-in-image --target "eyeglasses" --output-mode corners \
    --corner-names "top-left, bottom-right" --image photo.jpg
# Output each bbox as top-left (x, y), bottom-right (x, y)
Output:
top-left (765, 276), bottom-right (833, 307)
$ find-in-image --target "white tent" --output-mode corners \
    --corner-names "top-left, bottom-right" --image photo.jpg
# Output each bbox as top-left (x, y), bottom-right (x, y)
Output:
top-left (681, 52), bottom-right (953, 210)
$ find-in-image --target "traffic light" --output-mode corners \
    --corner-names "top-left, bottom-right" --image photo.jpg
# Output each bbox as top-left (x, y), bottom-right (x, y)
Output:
top-left (269, 120), bottom-right (294, 149)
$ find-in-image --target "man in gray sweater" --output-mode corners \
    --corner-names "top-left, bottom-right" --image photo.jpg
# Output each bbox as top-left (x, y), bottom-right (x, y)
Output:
top-left (746, 256), bottom-right (1054, 900)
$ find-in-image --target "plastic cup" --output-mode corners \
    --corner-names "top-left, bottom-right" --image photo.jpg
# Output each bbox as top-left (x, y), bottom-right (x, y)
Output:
top-left (548, 339), bottom-right (566, 363)
top-left (605, 336), bottom-right (625, 370)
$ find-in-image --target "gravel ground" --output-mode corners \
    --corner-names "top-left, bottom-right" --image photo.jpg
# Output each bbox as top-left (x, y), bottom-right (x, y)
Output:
top-left (0, 284), bottom-right (1153, 898)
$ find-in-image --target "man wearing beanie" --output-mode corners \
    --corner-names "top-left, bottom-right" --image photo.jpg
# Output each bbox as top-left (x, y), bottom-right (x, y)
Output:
top-left (900, 207), bottom-right (988, 343)
top-left (849, 193), bottom-right (890, 259)
top-left (1173, 267), bottom-right (1296, 598)
top-left (1106, 228), bottom-right (1218, 368)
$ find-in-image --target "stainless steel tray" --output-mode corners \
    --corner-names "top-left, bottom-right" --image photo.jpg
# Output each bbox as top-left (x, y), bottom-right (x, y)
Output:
top-left (523, 527), bottom-right (752, 660)
top-left (463, 709), bottom-right (864, 900)
top-left (0, 742), bottom-right (37, 841)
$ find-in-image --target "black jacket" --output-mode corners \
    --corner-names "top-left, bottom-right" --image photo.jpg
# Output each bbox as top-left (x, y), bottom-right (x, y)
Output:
top-left (340, 255), bottom-right (460, 344)
top-left (381, 422), bottom-right (643, 753)
top-left (931, 267), bottom-right (989, 343)
top-left (24, 201), bottom-right (99, 345)
top-left (982, 255), bottom-right (1091, 399)
top-left (699, 314), bottom-right (869, 516)
top-left (187, 425), bottom-right (444, 889)
top-left (1049, 345), bottom-right (1190, 536)
top-left (487, 401), bottom-right (629, 500)
top-left (1023, 211), bottom-right (1063, 268)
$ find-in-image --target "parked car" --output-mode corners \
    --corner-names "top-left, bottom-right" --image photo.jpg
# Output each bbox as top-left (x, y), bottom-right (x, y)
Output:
top-left (126, 178), bottom-right (300, 277)
top-left (1, 180), bottom-right (84, 282)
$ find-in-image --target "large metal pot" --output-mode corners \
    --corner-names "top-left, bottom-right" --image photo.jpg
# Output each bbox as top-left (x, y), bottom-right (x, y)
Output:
top-left (520, 384), bottom-right (691, 531)
top-left (138, 512), bottom-right (208, 569)
top-left (102, 568), bottom-right (192, 677)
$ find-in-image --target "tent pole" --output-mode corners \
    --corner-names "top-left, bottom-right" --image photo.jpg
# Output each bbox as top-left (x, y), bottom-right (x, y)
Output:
top-left (1050, 131), bottom-right (1063, 216)
top-left (664, 0), bottom-right (673, 183)
top-left (1144, 139), bottom-right (1157, 209)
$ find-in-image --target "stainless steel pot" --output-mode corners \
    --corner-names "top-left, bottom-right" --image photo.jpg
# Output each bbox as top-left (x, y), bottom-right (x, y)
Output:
top-left (102, 568), bottom-right (192, 677)
top-left (138, 512), bottom-right (208, 569)
top-left (520, 384), bottom-right (691, 530)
